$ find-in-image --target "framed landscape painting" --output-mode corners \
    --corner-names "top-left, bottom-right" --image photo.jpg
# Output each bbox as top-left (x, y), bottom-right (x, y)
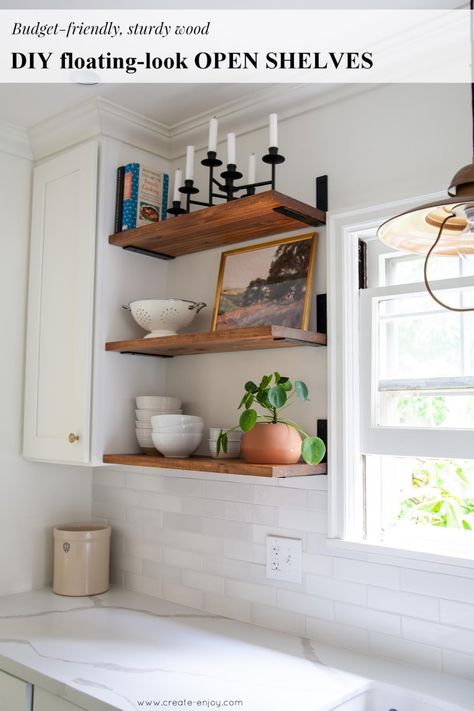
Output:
top-left (211, 233), bottom-right (317, 331)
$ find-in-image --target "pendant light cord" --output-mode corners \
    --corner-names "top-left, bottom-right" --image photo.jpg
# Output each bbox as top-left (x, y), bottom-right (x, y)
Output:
top-left (423, 210), bottom-right (474, 312)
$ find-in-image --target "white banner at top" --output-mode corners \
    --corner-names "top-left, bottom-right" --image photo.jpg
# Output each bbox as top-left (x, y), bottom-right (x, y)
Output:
top-left (0, 9), bottom-right (471, 83)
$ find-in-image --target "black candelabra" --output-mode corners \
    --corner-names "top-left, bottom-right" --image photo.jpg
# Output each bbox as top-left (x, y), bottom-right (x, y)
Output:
top-left (167, 146), bottom-right (286, 216)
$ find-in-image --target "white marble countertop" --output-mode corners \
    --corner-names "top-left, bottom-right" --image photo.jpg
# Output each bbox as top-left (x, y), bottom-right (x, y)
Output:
top-left (0, 588), bottom-right (473, 711)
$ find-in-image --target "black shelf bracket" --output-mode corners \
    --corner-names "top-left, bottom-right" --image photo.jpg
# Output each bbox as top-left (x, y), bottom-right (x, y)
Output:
top-left (272, 337), bottom-right (326, 347)
top-left (316, 175), bottom-right (328, 212)
top-left (123, 245), bottom-right (175, 261)
top-left (317, 418), bottom-right (328, 466)
top-left (120, 351), bottom-right (174, 358)
top-left (272, 207), bottom-right (325, 227)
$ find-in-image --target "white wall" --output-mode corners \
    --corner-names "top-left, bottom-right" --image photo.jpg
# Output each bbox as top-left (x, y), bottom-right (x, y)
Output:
top-left (93, 83), bottom-right (474, 680)
top-left (0, 144), bottom-right (92, 595)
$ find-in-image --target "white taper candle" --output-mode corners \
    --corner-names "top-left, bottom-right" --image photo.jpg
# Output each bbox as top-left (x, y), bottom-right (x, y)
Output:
top-left (173, 169), bottom-right (182, 202)
top-left (248, 153), bottom-right (256, 184)
top-left (185, 145), bottom-right (194, 181)
top-left (208, 116), bottom-right (218, 153)
top-left (269, 113), bottom-right (278, 148)
top-left (227, 133), bottom-right (236, 165)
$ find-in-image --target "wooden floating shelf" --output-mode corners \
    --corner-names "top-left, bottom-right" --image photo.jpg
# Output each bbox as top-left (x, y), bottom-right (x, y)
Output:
top-left (109, 190), bottom-right (326, 259)
top-left (103, 453), bottom-right (327, 478)
top-left (105, 325), bottom-right (326, 357)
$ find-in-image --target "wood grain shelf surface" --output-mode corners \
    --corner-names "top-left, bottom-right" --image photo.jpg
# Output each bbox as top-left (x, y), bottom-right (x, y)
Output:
top-left (109, 190), bottom-right (326, 258)
top-left (103, 453), bottom-right (327, 478)
top-left (105, 325), bottom-right (327, 357)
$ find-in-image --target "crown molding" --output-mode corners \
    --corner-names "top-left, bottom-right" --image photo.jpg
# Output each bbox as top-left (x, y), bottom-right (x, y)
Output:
top-left (169, 83), bottom-right (377, 159)
top-left (26, 83), bottom-right (374, 162)
top-left (0, 121), bottom-right (32, 160)
top-left (29, 97), bottom-right (172, 161)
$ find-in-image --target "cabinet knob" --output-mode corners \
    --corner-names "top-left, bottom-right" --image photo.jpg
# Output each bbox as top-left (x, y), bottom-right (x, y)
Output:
top-left (68, 433), bottom-right (80, 444)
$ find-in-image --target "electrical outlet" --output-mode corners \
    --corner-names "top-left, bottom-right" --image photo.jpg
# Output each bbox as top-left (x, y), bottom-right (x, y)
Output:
top-left (266, 535), bottom-right (302, 583)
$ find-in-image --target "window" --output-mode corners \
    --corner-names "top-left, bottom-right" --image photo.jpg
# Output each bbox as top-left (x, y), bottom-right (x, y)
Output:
top-left (328, 197), bottom-right (474, 559)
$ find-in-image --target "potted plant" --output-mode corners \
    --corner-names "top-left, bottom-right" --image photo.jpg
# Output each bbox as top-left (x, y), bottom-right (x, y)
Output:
top-left (217, 372), bottom-right (326, 465)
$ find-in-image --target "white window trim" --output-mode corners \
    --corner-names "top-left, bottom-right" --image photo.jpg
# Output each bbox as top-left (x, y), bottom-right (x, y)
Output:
top-left (326, 191), bottom-right (474, 566)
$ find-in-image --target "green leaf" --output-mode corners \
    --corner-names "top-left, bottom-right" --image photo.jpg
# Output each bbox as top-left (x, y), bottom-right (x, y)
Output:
top-left (281, 381), bottom-right (292, 391)
top-left (245, 381), bottom-right (258, 393)
top-left (238, 394), bottom-right (248, 409)
top-left (279, 376), bottom-right (289, 384)
top-left (301, 436), bottom-right (326, 465)
top-left (295, 380), bottom-right (309, 401)
top-left (256, 389), bottom-right (271, 408)
top-left (259, 374), bottom-right (272, 389)
top-left (274, 371), bottom-right (281, 384)
top-left (244, 393), bottom-right (255, 410)
top-left (217, 431), bottom-right (228, 455)
top-left (268, 385), bottom-right (287, 408)
top-left (239, 408), bottom-right (257, 432)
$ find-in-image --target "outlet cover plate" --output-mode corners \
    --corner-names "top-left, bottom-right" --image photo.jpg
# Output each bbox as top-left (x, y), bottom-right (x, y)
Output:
top-left (266, 535), bottom-right (302, 583)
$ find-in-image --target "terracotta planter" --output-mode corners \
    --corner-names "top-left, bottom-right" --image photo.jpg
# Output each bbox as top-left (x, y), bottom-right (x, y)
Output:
top-left (241, 423), bottom-right (302, 464)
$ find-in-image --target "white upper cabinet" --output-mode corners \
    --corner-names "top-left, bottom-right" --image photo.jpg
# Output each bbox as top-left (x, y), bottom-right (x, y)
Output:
top-left (23, 142), bottom-right (98, 464)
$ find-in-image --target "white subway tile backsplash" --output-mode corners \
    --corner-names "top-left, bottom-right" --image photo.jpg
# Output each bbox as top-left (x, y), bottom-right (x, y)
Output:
top-left (202, 480), bottom-right (253, 502)
top-left (226, 579), bottom-right (277, 606)
top-left (401, 569), bottom-right (474, 603)
top-left (278, 508), bottom-right (328, 533)
top-left (277, 590), bottom-right (334, 621)
top-left (182, 569), bottom-right (225, 594)
top-left (161, 580), bottom-right (203, 609)
top-left (369, 632), bottom-right (442, 671)
top-left (161, 546), bottom-right (203, 571)
top-left (306, 617), bottom-right (369, 652)
top-left (202, 592), bottom-right (251, 622)
top-left (302, 553), bottom-right (333, 577)
top-left (126, 471), bottom-right (164, 492)
top-left (307, 574), bottom-right (367, 605)
top-left (335, 603), bottom-right (401, 636)
top-left (251, 603), bottom-right (306, 636)
top-left (334, 558), bottom-right (400, 589)
top-left (367, 587), bottom-right (439, 622)
top-left (94, 466), bottom-right (474, 684)
top-left (402, 617), bottom-right (474, 655)
top-left (440, 600), bottom-right (474, 630)
top-left (253, 485), bottom-right (308, 509)
top-left (223, 539), bottom-right (266, 564)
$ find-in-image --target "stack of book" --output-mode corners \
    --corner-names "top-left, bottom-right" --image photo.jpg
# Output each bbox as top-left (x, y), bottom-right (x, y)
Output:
top-left (114, 164), bottom-right (169, 233)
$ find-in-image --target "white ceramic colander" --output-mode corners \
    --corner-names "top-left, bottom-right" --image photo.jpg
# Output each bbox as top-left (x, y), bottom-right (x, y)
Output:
top-left (123, 299), bottom-right (206, 338)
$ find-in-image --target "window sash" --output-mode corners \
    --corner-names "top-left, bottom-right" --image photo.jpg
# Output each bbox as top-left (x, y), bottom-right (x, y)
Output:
top-left (359, 278), bottom-right (474, 459)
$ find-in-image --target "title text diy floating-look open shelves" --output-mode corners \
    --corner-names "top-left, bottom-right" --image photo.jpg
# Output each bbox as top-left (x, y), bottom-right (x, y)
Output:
top-left (105, 325), bottom-right (326, 357)
top-left (109, 190), bottom-right (326, 259)
top-left (103, 453), bottom-right (327, 478)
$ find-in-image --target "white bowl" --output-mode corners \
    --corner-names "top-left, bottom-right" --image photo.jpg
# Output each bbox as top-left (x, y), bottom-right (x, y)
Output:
top-left (151, 414), bottom-right (203, 428)
top-left (126, 299), bottom-right (206, 339)
top-left (136, 432), bottom-right (155, 447)
top-left (209, 440), bottom-right (241, 459)
top-left (153, 422), bottom-right (204, 434)
top-left (209, 428), bottom-right (242, 441)
top-left (152, 431), bottom-right (203, 458)
top-left (135, 409), bottom-right (182, 421)
top-left (136, 396), bottom-right (182, 409)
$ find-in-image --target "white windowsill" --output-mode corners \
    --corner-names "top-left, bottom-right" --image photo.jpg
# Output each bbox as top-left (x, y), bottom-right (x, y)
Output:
top-left (326, 537), bottom-right (474, 570)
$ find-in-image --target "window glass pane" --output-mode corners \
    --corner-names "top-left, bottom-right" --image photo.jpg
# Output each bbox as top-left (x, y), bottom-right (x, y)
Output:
top-left (364, 456), bottom-right (474, 549)
top-left (375, 289), bottom-right (474, 428)
top-left (387, 254), bottom-right (461, 286)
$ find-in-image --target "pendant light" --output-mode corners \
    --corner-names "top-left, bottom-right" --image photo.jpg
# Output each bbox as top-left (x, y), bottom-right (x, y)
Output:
top-left (377, 2), bottom-right (474, 312)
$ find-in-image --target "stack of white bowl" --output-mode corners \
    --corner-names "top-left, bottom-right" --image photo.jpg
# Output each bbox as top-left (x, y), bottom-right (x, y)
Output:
top-left (135, 396), bottom-right (182, 454)
top-left (151, 415), bottom-right (204, 458)
top-left (208, 428), bottom-right (242, 459)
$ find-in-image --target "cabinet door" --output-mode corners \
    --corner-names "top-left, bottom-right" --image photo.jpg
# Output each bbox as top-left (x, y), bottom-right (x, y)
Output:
top-left (34, 688), bottom-right (84, 711)
top-left (0, 668), bottom-right (32, 710)
top-left (23, 142), bottom-right (98, 464)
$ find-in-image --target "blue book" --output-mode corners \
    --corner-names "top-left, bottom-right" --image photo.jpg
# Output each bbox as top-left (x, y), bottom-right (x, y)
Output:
top-left (121, 163), bottom-right (140, 231)
top-left (162, 173), bottom-right (169, 221)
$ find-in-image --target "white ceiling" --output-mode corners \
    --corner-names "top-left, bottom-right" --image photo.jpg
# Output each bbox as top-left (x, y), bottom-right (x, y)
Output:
top-left (0, 0), bottom-right (464, 7)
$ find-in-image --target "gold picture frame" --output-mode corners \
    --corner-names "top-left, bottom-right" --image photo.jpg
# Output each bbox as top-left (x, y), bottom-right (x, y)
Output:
top-left (211, 232), bottom-right (317, 331)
